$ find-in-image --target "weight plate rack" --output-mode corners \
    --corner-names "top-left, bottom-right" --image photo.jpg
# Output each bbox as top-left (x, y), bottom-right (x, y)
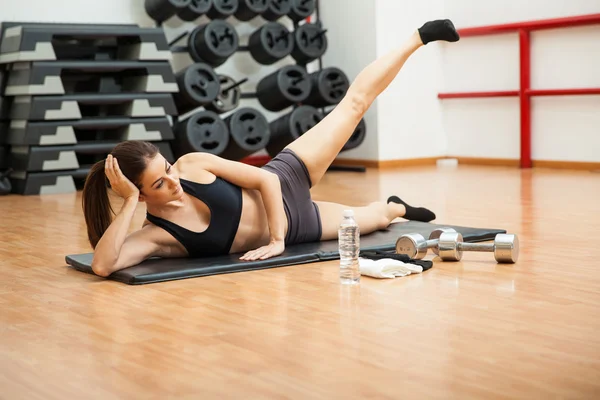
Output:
top-left (0, 21), bottom-right (179, 195)
top-left (147, 0), bottom-right (367, 166)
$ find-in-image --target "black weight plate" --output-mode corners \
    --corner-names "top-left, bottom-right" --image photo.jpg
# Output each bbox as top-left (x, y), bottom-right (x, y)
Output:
top-left (291, 23), bottom-right (327, 64)
top-left (288, 0), bottom-right (315, 22)
top-left (207, 0), bottom-right (239, 19)
top-left (304, 67), bottom-right (350, 108)
top-left (256, 65), bottom-right (310, 111)
top-left (342, 117), bottom-right (366, 151)
top-left (288, 105), bottom-right (322, 138)
top-left (266, 105), bottom-right (322, 156)
top-left (177, 0), bottom-right (212, 21)
top-left (174, 62), bottom-right (220, 114)
top-left (174, 110), bottom-right (229, 156)
top-left (235, 0), bottom-right (269, 21)
top-left (145, 0), bottom-right (192, 22)
top-left (188, 20), bottom-right (239, 67)
top-left (205, 75), bottom-right (241, 114)
top-left (222, 107), bottom-right (270, 160)
top-left (262, 0), bottom-right (292, 21)
top-left (249, 22), bottom-right (293, 65)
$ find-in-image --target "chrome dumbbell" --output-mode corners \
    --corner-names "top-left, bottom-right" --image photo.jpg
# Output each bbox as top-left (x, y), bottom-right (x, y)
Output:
top-left (437, 231), bottom-right (519, 263)
top-left (395, 228), bottom-right (457, 259)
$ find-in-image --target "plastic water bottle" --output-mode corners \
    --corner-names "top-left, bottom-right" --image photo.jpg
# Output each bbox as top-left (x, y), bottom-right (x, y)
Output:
top-left (338, 209), bottom-right (360, 285)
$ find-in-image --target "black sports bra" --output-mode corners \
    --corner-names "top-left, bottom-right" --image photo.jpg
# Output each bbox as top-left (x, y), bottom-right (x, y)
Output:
top-left (146, 177), bottom-right (242, 257)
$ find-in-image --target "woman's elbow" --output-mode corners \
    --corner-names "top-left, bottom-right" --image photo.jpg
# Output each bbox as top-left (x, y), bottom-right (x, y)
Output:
top-left (91, 258), bottom-right (113, 277)
top-left (263, 170), bottom-right (281, 190)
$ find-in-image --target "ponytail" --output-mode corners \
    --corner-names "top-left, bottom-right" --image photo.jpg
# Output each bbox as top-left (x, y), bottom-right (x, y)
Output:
top-left (82, 160), bottom-right (114, 249)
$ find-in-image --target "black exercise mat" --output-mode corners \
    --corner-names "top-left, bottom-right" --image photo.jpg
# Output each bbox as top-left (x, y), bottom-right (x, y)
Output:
top-left (65, 221), bottom-right (506, 285)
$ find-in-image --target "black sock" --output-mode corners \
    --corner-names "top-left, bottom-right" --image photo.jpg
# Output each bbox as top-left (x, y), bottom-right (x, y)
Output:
top-left (387, 195), bottom-right (436, 222)
top-left (418, 19), bottom-right (460, 45)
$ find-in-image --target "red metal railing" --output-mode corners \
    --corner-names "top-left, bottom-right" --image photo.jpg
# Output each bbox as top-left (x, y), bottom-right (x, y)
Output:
top-left (437, 13), bottom-right (600, 168)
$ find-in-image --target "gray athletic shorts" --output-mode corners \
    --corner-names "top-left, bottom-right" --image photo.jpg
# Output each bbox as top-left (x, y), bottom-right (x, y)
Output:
top-left (261, 148), bottom-right (322, 245)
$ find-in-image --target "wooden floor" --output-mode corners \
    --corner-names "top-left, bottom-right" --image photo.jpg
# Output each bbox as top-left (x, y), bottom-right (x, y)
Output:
top-left (1, 164), bottom-right (599, 399)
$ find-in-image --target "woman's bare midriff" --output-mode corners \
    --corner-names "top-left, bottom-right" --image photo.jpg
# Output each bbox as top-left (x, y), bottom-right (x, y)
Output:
top-left (228, 188), bottom-right (288, 254)
top-left (144, 185), bottom-right (288, 257)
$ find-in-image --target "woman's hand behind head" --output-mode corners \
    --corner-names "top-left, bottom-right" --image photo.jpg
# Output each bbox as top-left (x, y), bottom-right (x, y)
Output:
top-left (106, 155), bottom-right (140, 200)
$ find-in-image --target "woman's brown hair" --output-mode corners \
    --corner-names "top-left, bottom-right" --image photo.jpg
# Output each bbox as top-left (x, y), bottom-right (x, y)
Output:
top-left (82, 141), bottom-right (159, 248)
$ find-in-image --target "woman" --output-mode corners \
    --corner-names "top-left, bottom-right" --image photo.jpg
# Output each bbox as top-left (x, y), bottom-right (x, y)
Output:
top-left (82, 20), bottom-right (459, 277)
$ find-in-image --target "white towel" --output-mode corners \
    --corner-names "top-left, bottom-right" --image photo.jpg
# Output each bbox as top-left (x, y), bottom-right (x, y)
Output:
top-left (359, 257), bottom-right (423, 279)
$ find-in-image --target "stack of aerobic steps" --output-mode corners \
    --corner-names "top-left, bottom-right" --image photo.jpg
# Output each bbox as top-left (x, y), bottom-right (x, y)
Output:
top-left (0, 22), bottom-right (179, 195)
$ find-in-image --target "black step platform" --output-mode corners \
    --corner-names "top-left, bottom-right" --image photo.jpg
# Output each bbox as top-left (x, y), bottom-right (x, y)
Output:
top-left (0, 95), bottom-right (10, 120)
top-left (9, 142), bottom-right (174, 195)
top-left (10, 93), bottom-right (177, 120)
top-left (0, 122), bottom-right (6, 144)
top-left (4, 60), bottom-right (178, 96)
top-left (0, 68), bottom-right (10, 120)
top-left (0, 145), bottom-right (7, 169)
top-left (0, 22), bottom-right (172, 63)
top-left (10, 141), bottom-right (175, 172)
top-left (6, 116), bottom-right (173, 146)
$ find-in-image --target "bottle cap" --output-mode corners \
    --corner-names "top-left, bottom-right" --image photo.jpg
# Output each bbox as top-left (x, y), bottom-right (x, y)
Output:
top-left (343, 209), bottom-right (354, 218)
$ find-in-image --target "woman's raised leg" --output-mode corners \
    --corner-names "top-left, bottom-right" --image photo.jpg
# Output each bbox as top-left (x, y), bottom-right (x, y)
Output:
top-left (285, 20), bottom-right (459, 187)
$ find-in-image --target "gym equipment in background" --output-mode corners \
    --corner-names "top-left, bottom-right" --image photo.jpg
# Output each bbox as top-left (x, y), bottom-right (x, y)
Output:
top-left (171, 107), bottom-right (270, 162)
top-left (145, 0), bottom-right (193, 23)
top-left (0, 21), bottom-right (178, 195)
top-left (4, 61), bottom-right (178, 96)
top-left (172, 109), bottom-right (230, 157)
top-left (172, 62), bottom-right (221, 114)
top-left (0, 168), bottom-right (11, 195)
top-left (265, 105), bottom-right (322, 156)
top-left (303, 67), bottom-right (349, 108)
top-left (235, 0), bottom-right (270, 22)
top-left (0, 22), bottom-right (172, 64)
top-left (262, 0), bottom-right (292, 21)
top-left (9, 93), bottom-right (178, 121)
top-left (65, 220), bottom-right (508, 284)
top-left (291, 22), bottom-right (327, 64)
top-left (5, 117), bottom-right (174, 147)
top-left (221, 107), bottom-right (270, 160)
top-left (204, 75), bottom-right (244, 114)
top-left (206, 0), bottom-right (240, 20)
top-left (187, 20), bottom-right (239, 67)
top-left (248, 22), bottom-right (294, 65)
top-left (254, 65), bottom-right (311, 111)
top-left (177, 0), bottom-right (213, 22)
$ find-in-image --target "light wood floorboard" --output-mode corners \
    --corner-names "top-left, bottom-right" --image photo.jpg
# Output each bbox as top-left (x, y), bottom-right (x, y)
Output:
top-left (1, 165), bottom-right (599, 399)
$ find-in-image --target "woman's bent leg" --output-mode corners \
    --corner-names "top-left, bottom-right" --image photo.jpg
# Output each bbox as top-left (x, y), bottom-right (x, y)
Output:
top-left (315, 201), bottom-right (407, 240)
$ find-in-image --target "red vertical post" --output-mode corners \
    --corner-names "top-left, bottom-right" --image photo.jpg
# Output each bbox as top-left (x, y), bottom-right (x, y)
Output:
top-left (519, 29), bottom-right (532, 168)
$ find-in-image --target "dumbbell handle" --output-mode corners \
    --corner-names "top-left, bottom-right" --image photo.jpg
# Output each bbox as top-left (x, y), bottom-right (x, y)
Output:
top-left (421, 238), bottom-right (441, 249)
top-left (456, 242), bottom-right (495, 252)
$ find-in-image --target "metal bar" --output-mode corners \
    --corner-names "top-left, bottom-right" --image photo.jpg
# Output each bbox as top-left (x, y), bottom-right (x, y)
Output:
top-left (457, 13), bottom-right (600, 37)
top-left (519, 29), bottom-right (532, 169)
top-left (527, 88), bottom-right (600, 96)
top-left (168, 30), bottom-right (189, 47)
top-left (438, 91), bottom-right (519, 99)
top-left (170, 45), bottom-right (188, 53)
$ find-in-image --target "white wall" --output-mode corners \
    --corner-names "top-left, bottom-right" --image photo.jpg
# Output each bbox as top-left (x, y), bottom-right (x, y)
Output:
top-left (320, 0), bottom-right (379, 161)
top-left (375, 0), bottom-right (446, 161)
top-left (441, 0), bottom-right (600, 162)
